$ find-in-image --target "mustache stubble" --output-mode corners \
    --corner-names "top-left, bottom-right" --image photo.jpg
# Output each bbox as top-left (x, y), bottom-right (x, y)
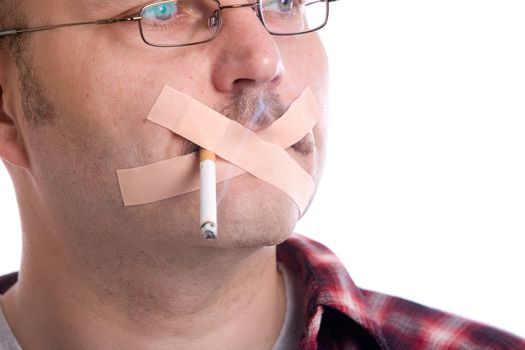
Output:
top-left (180, 89), bottom-right (315, 156)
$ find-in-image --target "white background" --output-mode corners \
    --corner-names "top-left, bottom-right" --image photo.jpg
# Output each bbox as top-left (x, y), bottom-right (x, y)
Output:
top-left (2, 0), bottom-right (525, 338)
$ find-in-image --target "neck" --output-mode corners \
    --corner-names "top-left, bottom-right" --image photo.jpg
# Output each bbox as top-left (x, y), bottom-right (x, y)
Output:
top-left (1, 232), bottom-right (287, 350)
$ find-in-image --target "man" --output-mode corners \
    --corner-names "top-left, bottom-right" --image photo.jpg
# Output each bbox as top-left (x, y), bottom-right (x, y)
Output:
top-left (0, 0), bottom-right (523, 349)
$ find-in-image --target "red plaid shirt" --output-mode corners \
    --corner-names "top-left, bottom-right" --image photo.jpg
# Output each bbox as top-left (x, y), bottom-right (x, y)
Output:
top-left (1, 234), bottom-right (524, 349)
top-left (276, 234), bottom-right (525, 349)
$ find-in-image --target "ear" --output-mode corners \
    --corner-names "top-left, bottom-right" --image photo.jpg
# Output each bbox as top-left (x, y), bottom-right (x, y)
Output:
top-left (0, 50), bottom-right (29, 169)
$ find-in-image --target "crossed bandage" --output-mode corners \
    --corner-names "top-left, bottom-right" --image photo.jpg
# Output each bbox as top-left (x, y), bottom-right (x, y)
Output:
top-left (117, 86), bottom-right (320, 215)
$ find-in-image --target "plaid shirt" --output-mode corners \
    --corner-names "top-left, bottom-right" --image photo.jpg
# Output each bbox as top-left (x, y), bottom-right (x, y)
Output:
top-left (276, 234), bottom-right (525, 349)
top-left (1, 234), bottom-right (524, 349)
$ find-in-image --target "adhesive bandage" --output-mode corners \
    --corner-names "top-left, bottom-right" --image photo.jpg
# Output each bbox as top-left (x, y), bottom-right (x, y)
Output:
top-left (117, 86), bottom-right (321, 237)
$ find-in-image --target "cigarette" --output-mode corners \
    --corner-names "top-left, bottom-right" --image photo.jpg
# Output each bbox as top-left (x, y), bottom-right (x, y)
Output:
top-left (199, 149), bottom-right (217, 240)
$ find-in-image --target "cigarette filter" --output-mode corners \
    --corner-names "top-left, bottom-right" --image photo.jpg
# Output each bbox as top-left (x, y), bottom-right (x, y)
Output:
top-left (199, 149), bottom-right (217, 239)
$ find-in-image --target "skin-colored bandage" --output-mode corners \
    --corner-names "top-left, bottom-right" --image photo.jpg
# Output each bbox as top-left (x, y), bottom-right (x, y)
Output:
top-left (117, 86), bottom-right (320, 215)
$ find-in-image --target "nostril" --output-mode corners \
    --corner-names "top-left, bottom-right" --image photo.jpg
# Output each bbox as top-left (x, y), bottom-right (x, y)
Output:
top-left (232, 78), bottom-right (256, 89)
top-left (269, 71), bottom-right (283, 86)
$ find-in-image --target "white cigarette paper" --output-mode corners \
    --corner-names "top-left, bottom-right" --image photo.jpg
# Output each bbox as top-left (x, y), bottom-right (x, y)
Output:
top-left (199, 149), bottom-right (217, 239)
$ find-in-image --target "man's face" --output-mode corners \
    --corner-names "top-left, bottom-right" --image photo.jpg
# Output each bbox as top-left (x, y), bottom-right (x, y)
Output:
top-left (10, 0), bottom-right (329, 250)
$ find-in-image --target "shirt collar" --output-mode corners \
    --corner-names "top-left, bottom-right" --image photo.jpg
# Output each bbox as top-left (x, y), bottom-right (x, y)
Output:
top-left (277, 234), bottom-right (388, 349)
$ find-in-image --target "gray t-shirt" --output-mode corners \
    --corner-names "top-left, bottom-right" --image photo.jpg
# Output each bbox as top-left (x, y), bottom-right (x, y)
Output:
top-left (0, 266), bottom-right (304, 350)
top-left (271, 263), bottom-right (305, 350)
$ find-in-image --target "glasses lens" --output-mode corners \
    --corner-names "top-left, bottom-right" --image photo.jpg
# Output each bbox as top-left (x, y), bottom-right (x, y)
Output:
top-left (139, 0), bottom-right (220, 46)
top-left (261, 0), bottom-right (328, 35)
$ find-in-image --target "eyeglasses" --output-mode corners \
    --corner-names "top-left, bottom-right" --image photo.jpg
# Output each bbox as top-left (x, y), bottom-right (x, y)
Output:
top-left (0, 0), bottom-right (333, 48)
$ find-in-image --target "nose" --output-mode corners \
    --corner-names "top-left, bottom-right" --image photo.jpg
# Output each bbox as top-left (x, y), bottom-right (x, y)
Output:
top-left (210, 4), bottom-right (284, 92)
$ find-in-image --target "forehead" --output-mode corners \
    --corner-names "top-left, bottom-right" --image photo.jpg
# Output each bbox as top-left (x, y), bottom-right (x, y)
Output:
top-left (29, 0), bottom-right (145, 17)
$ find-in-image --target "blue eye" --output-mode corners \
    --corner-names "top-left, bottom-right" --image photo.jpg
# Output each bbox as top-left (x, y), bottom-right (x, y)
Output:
top-left (143, 2), bottom-right (178, 21)
top-left (263, 0), bottom-right (296, 13)
top-left (278, 0), bottom-right (294, 11)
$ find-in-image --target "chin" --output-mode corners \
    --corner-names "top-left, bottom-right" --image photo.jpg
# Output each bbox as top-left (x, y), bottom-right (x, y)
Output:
top-left (125, 173), bottom-right (302, 249)
top-left (207, 174), bottom-right (300, 248)
top-left (169, 173), bottom-right (300, 249)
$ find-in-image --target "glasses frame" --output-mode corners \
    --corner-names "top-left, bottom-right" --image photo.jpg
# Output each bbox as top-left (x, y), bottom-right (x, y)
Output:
top-left (0, 0), bottom-right (333, 48)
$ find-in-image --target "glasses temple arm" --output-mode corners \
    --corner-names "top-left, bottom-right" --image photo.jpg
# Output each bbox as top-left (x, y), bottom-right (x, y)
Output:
top-left (0, 16), bottom-right (141, 39)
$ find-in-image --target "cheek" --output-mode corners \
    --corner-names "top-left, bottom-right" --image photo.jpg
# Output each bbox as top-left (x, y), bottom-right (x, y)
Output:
top-left (33, 57), bottom-right (194, 168)
top-left (313, 122), bottom-right (328, 183)
top-left (278, 34), bottom-right (328, 90)
top-left (33, 33), bottom-right (216, 166)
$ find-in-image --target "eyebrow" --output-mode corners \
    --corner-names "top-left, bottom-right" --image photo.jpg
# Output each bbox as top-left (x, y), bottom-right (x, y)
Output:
top-left (77, 0), bottom-right (143, 15)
